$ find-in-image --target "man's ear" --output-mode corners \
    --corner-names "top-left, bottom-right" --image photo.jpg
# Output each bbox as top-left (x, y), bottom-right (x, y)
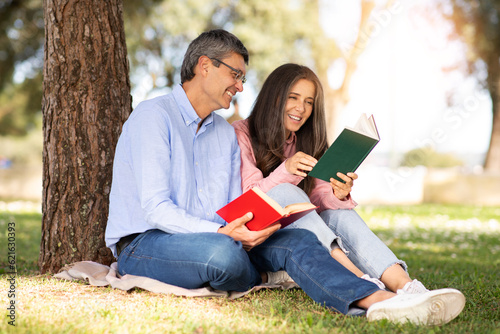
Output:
top-left (197, 55), bottom-right (211, 77)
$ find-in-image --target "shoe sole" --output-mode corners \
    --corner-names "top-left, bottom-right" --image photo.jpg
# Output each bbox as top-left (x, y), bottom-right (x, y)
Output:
top-left (367, 288), bottom-right (466, 326)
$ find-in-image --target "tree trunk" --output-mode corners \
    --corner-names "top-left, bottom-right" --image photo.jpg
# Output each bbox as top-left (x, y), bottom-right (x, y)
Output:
top-left (40, 0), bottom-right (131, 273)
top-left (484, 64), bottom-right (500, 171)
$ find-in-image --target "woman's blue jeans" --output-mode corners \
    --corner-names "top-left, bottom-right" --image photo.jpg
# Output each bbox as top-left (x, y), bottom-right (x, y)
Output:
top-left (320, 209), bottom-right (407, 278)
top-left (268, 183), bottom-right (407, 279)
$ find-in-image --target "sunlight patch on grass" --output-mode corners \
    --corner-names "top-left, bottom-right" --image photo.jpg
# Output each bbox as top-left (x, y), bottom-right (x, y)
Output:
top-left (0, 200), bottom-right (41, 213)
top-left (366, 214), bottom-right (500, 234)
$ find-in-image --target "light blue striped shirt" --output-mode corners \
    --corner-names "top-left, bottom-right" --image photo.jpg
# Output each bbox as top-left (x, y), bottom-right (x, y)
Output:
top-left (105, 84), bottom-right (242, 257)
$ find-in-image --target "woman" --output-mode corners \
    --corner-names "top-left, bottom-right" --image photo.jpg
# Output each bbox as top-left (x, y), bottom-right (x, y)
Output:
top-left (232, 63), bottom-right (427, 293)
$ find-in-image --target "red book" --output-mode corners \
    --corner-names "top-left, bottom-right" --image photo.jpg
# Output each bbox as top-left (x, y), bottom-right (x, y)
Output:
top-left (216, 187), bottom-right (317, 231)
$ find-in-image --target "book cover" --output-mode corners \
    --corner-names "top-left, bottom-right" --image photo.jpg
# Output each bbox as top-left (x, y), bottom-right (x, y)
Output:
top-left (216, 187), bottom-right (317, 231)
top-left (308, 114), bottom-right (380, 183)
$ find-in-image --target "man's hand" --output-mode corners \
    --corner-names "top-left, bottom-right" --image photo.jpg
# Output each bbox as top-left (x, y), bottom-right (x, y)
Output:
top-left (218, 212), bottom-right (280, 251)
top-left (330, 172), bottom-right (357, 200)
top-left (285, 151), bottom-right (317, 177)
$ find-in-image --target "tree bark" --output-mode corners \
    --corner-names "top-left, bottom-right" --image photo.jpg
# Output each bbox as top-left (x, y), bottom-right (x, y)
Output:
top-left (40, 0), bottom-right (131, 273)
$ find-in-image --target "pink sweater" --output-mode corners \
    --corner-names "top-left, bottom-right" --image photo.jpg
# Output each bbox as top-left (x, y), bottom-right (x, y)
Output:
top-left (232, 119), bottom-right (356, 212)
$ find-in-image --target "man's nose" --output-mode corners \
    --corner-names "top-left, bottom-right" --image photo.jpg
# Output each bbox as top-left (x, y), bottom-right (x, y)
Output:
top-left (235, 80), bottom-right (244, 92)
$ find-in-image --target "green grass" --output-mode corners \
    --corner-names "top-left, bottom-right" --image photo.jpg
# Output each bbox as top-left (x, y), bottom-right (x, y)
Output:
top-left (0, 202), bottom-right (41, 275)
top-left (1, 202), bottom-right (499, 333)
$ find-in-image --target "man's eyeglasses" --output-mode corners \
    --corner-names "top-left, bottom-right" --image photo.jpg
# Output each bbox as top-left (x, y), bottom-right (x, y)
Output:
top-left (210, 58), bottom-right (247, 84)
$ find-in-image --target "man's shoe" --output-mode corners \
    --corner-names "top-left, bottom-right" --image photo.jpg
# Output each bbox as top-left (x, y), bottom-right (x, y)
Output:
top-left (266, 271), bottom-right (294, 285)
top-left (367, 288), bottom-right (465, 326)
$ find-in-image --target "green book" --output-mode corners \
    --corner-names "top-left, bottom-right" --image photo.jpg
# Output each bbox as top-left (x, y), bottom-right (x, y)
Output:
top-left (309, 113), bottom-right (380, 183)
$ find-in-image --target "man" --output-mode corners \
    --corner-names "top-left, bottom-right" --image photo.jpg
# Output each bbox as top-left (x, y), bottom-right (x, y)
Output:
top-left (105, 29), bottom-right (464, 325)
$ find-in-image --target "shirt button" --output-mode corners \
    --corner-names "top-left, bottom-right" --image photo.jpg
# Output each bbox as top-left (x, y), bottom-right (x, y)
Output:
top-left (199, 189), bottom-right (203, 192)
top-left (195, 162), bottom-right (198, 166)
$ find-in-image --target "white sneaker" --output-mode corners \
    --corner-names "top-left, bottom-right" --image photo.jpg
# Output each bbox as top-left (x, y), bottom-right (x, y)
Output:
top-left (266, 271), bottom-right (294, 285)
top-left (367, 288), bottom-right (465, 326)
top-left (361, 274), bottom-right (386, 290)
top-left (398, 279), bottom-right (429, 294)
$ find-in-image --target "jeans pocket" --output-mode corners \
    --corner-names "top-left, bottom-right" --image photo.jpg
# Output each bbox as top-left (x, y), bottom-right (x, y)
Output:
top-left (124, 230), bottom-right (155, 257)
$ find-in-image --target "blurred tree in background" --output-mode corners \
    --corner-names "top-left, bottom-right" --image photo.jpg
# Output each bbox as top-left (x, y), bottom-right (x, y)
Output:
top-left (434, 0), bottom-right (500, 171)
top-left (0, 0), bottom-right (162, 136)
top-left (0, 0), bottom-right (43, 135)
top-left (122, 0), bottom-right (391, 140)
top-left (2, 0), bottom-right (499, 168)
top-left (0, 0), bottom-right (394, 140)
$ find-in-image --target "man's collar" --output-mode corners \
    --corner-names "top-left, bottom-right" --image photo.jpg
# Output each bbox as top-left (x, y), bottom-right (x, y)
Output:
top-left (173, 84), bottom-right (213, 127)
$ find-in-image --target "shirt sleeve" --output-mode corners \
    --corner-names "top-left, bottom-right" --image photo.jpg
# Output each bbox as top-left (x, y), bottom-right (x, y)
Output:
top-left (308, 178), bottom-right (358, 212)
top-left (234, 124), bottom-right (303, 193)
top-left (129, 109), bottom-right (222, 234)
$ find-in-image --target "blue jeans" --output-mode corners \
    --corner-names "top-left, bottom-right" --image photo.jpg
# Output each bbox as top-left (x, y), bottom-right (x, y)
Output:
top-left (268, 183), bottom-right (407, 279)
top-left (247, 228), bottom-right (379, 314)
top-left (117, 191), bottom-right (381, 313)
top-left (320, 209), bottom-right (407, 279)
top-left (267, 184), bottom-right (338, 252)
top-left (117, 230), bottom-right (261, 292)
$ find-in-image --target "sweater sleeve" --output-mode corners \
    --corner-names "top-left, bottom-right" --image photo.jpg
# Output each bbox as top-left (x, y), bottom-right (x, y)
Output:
top-left (308, 178), bottom-right (358, 212)
top-left (232, 120), bottom-right (303, 193)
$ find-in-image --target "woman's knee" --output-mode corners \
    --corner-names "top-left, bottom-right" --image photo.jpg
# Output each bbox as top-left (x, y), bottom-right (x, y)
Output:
top-left (321, 209), bottom-right (365, 229)
top-left (266, 183), bottom-right (310, 205)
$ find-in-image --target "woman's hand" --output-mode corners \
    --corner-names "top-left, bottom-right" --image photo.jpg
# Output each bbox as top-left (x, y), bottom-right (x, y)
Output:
top-left (330, 172), bottom-right (357, 200)
top-left (285, 151), bottom-right (317, 177)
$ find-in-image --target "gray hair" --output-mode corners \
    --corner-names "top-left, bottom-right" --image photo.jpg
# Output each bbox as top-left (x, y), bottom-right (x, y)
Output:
top-left (180, 29), bottom-right (249, 83)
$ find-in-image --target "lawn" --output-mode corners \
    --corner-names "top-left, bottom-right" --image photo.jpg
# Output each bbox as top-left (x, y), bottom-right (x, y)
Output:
top-left (1, 202), bottom-right (499, 333)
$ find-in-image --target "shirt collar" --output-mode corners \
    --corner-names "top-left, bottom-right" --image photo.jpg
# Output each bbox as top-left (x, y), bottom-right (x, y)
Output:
top-left (286, 131), bottom-right (297, 145)
top-left (173, 84), bottom-right (213, 127)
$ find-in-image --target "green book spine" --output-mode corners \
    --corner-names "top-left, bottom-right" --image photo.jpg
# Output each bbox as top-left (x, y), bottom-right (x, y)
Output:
top-left (308, 128), bottom-right (379, 183)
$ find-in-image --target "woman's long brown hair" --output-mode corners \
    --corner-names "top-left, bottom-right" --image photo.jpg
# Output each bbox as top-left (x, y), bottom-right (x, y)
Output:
top-left (247, 63), bottom-right (329, 195)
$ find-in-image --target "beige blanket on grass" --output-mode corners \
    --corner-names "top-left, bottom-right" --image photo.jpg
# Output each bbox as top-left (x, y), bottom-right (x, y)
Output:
top-left (55, 261), bottom-right (299, 299)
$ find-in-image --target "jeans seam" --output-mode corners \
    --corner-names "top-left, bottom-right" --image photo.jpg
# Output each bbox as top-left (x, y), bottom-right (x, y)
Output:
top-left (335, 230), bottom-right (379, 274)
top-left (289, 256), bottom-right (350, 304)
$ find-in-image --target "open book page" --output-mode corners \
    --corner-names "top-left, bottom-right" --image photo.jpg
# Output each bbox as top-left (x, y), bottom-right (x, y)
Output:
top-left (283, 202), bottom-right (317, 215)
top-left (349, 113), bottom-right (379, 140)
top-left (251, 187), bottom-right (286, 215)
top-left (253, 187), bottom-right (315, 216)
